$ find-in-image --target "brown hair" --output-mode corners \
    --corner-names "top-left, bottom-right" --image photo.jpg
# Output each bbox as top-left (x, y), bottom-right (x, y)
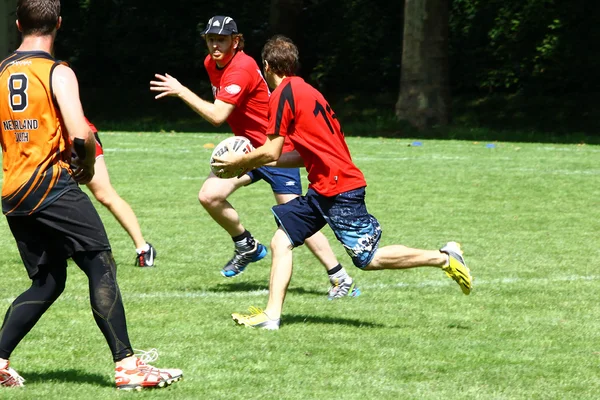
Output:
top-left (17, 0), bottom-right (60, 36)
top-left (261, 35), bottom-right (299, 77)
top-left (233, 34), bottom-right (245, 51)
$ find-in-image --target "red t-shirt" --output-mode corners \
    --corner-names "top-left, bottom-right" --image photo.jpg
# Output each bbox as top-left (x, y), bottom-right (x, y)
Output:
top-left (204, 52), bottom-right (294, 153)
top-left (83, 117), bottom-right (103, 157)
top-left (267, 77), bottom-right (366, 197)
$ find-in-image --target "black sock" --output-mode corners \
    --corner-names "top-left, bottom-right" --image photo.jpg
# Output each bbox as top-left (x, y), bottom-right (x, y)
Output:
top-left (232, 230), bottom-right (256, 248)
top-left (327, 264), bottom-right (343, 276)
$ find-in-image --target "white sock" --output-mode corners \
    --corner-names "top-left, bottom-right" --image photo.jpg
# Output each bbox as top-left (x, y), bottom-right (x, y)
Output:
top-left (136, 243), bottom-right (150, 254)
top-left (329, 267), bottom-right (350, 283)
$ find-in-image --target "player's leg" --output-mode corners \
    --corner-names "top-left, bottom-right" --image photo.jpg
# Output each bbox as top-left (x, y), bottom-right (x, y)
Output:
top-left (320, 187), bottom-right (472, 294)
top-left (231, 228), bottom-right (291, 330)
top-left (72, 250), bottom-right (133, 360)
top-left (198, 170), bottom-right (252, 235)
top-left (72, 250), bottom-right (183, 390)
top-left (0, 263), bottom-right (67, 358)
top-left (0, 261), bottom-right (67, 387)
top-left (265, 165), bottom-right (359, 299)
top-left (199, 171), bottom-right (267, 277)
top-left (274, 192), bottom-right (360, 299)
top-left (85, 156), bottom-right (156, 266)
top-left (1, 213), bottom-right (69, 388)
top-left (232, 195), bottom-right (326, 329)
top-left (367, 242), bottom-right (472, 295)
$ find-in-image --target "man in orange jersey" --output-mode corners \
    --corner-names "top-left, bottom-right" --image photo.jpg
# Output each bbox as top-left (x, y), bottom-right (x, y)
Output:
top-left (0, 0), bottom-right (181, 390)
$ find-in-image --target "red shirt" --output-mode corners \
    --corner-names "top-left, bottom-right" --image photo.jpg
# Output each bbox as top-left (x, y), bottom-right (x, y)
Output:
top-left (204, 52), bottom-right (292, 154)
top-left (85, 117), bottom-right (97, 133)
top-left (267, 77), bottom-right (366, 196)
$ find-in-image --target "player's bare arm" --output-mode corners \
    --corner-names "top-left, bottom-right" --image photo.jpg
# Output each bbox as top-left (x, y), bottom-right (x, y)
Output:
top-left (270, 148), bottom-right (304, 168)
top-left (52, 64), bottom-right (95, 184)
top-left (150, 73), bottom-right (234, 126)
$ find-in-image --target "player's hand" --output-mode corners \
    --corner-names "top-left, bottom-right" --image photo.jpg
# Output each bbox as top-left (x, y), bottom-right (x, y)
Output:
top-left (150, 73), bottom-right (185, 99)
top-left (72, 164), bottom-right (94, 184)
top-left (211, 144), bottom-right (249, 178)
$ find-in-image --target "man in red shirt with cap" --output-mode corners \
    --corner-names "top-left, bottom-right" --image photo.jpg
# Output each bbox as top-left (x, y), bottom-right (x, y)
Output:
top-left (151, 16), bottom-right (359, 299)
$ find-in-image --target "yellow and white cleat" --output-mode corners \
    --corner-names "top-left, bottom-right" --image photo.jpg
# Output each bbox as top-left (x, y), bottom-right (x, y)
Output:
top-left (232, 306), bottom-right (280, 330)
top-left (440, 242), bottom-right (473, 295)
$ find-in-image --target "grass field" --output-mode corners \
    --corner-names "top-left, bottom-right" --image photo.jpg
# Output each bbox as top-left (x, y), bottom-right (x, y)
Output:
top-left (1, 132), bottom-right (599, 399)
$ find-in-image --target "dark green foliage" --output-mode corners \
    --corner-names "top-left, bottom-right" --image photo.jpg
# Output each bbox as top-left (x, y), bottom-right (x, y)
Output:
top-left (46, 0), bottom-right (599, 136)
top-left (450, 0), bottom-right (600, 94)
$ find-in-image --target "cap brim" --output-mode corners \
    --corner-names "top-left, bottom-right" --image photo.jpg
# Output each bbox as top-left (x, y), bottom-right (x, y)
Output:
top-left (202, 27), bottom-right (236, 36)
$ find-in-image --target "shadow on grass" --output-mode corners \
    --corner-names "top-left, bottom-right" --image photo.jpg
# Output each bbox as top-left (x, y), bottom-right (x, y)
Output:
top-left (206, 282), bottom-right (324, 297)
top-left (24, 368), bottom-right (111, 387)
top-left (283, 314), bottom-right (385, 328)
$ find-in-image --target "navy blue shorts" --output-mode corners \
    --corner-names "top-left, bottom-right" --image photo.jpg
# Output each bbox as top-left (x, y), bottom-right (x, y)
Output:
top-left (271, 187), bottom-right (381, 269)
top-left (247, 166), bottom-right (302, 195)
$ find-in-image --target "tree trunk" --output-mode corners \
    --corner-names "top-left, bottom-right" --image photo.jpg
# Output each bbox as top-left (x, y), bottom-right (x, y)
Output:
top-left (396, 0), bottom-right (450, 129)
top-left (269, 0), bottom-right (303, 40)
top-left (0, 0), bottom-right (19, 57)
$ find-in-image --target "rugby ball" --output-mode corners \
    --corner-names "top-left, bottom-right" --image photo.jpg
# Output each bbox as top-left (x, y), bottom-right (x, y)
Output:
top-left (210, 136), bottom-right (255, 179)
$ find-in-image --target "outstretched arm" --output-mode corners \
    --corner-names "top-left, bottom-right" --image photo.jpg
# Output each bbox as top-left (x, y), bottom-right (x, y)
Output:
top-left (150, 73), bottom-right (234, 126)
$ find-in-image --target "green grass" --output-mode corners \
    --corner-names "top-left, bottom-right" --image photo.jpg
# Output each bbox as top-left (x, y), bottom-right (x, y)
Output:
top-left (1, 133), bottom-right (600, 399)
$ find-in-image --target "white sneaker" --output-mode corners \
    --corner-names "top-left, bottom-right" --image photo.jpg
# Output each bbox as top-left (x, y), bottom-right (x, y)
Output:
top-left (115, 356), bottom-right (182, 391)
top-left (0, 361), bottom-right (25, 387)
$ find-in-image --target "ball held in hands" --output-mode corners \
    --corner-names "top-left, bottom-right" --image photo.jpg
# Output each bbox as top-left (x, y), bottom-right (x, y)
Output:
top-left (210, 136), bottom-right (254, 179)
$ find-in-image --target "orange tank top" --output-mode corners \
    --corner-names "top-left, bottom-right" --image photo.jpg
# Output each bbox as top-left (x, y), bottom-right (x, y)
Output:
top-left (0, 51), bottom-right (75, 216)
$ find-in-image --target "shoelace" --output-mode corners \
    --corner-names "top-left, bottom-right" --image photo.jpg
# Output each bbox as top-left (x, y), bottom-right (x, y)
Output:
top-left (133, 348), bottom-right (159, 363)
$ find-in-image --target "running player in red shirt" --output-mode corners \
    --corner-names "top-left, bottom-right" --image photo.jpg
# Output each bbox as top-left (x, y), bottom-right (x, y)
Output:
top-left (82, 118), bottom-right (157, 267)
top-left (213, 35), bottom-right (473, 329)
top-left (150, 16), bottom-right (358, 298)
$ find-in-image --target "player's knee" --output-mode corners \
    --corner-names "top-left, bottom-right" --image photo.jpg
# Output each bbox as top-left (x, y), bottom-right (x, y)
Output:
top-left (270, 231), bottom-right (294, 254)
top-left (363, 258), bottom-right (381, 270)
top-left (32, 269), bottom-right (67, 300)
top-left (93, 189), bottom-right (115, 208)
top-left (198, 190), bottom-right (225, 209)
top-left (348, 248), bottom-right (378, 270)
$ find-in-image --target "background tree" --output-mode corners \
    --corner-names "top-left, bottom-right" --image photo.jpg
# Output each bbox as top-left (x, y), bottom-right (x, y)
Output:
top-left (269, 0), bottom-right (302, 40)
top-left (1, 0), bottom-right (590, 136)
top-left (0, 0), bottom-right (19, 56)
top-left (396, 0), bottom-right (450, 129)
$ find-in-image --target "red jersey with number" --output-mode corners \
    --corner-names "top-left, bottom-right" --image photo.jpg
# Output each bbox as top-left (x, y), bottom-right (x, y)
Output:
top-left (267, 77), bottom-right (366, 196)
top-left (204, 51), bottom-right (293, 153)
top-left (0, 51), bottom-right (75, 215)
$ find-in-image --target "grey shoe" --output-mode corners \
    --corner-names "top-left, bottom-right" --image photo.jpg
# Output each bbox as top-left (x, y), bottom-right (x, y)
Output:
top-left (221, 242), bottom-right (267, 278)
top-left (328, 277), bottom-right (361, 300)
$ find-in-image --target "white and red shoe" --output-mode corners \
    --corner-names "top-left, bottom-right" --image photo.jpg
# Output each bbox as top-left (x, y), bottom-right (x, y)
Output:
top-left (115, 356), bottom-right (182, 391)
top-left (0, 361), bottom-right (25, 388)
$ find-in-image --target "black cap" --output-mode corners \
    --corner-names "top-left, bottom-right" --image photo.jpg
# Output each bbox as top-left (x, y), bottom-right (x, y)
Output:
top-left (201, 16), bottom-right (238, 36)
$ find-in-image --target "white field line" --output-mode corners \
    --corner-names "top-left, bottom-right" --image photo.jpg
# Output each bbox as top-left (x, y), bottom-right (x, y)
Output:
top-left (3, 274), bottom-right (599, 303)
